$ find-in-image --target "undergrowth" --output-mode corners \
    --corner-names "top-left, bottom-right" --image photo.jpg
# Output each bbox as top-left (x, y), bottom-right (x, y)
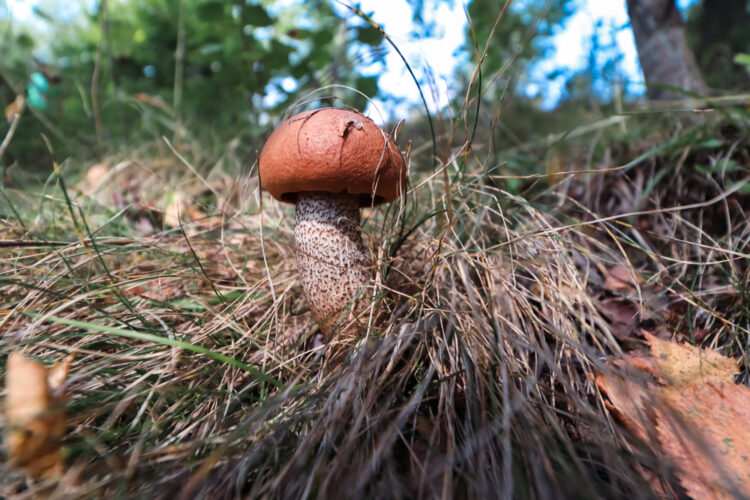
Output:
top-left (1, 5), bottom-right (749, 493)
top-left (1, 96), bottom-right (748, 498)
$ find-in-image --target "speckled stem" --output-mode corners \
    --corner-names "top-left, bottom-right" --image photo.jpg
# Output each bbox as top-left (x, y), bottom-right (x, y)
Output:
top-left (295, 192), bottom-right (372, 336)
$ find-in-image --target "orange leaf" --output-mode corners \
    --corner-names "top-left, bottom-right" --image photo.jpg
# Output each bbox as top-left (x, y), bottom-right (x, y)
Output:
top-left (4, 352), bottom-right (73, 479)
top-left (603, 264), bottom-right (643, 293)
top-left (656, 382), bottom-right (750, 499)
top-left (594, 360), bottom-right (655, 442)
top-left (600, 333), bottom-right (748, 499)
top-left (133, 92), bottom-right (170, 111)
top-left (642, 333), bottom-right (748, 498)
top-left (77, 162), bottom-right (111, 195)
top-left (642, 331), bottom-right (738, 387)
top-left (4, 94), bottom-right (25, 123)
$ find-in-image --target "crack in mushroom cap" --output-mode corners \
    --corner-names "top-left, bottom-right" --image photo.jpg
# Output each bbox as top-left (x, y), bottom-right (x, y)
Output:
top-left (259, 108), bottom-right (406, 206)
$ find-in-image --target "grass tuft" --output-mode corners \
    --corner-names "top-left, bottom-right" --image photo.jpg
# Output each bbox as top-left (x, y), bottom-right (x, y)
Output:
top-left (1, 56), bottom-right (749, 499)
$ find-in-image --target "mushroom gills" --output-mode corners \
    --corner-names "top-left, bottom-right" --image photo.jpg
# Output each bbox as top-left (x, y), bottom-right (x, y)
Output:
top-left (294, 192), bottom-right (373, 335)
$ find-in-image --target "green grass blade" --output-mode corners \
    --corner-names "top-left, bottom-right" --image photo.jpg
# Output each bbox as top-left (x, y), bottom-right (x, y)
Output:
top-left (27, 312), bottom-right (283, 388)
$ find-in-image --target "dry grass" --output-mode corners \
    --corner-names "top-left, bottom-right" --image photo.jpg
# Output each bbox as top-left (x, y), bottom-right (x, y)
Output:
top-left (1, 106), bottom-right (749, 499)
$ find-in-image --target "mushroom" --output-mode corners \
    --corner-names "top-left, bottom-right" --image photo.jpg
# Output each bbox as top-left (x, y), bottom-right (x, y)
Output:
top-left (259, 108), bottom-right (406, 336)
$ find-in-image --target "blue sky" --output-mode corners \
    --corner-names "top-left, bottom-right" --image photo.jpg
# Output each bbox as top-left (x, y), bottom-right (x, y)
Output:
top-left (340, 0), bottom-right (700, 115)
top-left (6, 0), bottom-right (701, 118)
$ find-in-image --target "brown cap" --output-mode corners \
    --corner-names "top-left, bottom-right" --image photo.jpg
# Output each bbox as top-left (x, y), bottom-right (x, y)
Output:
top-left (259, 108), bottom-right (406, 206)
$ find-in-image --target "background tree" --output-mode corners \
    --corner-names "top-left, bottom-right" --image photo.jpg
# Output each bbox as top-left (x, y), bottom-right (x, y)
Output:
top-left (625, 0), bottom-right (707, 100)
top-left (455, 0), bottom-right (576, 145)
top-left (0, 0), bottom-right (386, 168)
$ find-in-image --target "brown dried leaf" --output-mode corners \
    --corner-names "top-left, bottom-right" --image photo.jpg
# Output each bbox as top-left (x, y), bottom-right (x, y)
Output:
top-left (599, 298), bottom-right (640, 339)
top-left (597, 335), bottom-right (749, 499)
top-left (133, 92), bottom-right (170, 111)
top-left (5, 94), bottom-right (25, 122)
top-left (131, 277), bottom-right (187, 301)
top-left (603, 264), bottom-right (643, 293)
top-left (643, 331), bottom-right (738, 387)
top-left (643, 332), bottom-right (747, 498)
top-left (76, 162), bottom-right (111, 196)
top-left (594, 360), bottom-right (654, 442)
top-left (656, 383), bottom-right (750, 499)
top-left (164, 192), bottom-right (208, 229)
top-left (545, 155), bottom-right (564, 179)
top-left (164, 193), bottom-right (187, 228)
top-left (337, 118), bottom-right (364, 137)
top-left (4, 352), bottom-right (73, 479)
top-left (46, 354), bottom-right (73, 393)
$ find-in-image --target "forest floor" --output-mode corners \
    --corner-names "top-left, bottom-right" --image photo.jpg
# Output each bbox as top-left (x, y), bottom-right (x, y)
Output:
top-left (1, 106), bottom-right (749, 498)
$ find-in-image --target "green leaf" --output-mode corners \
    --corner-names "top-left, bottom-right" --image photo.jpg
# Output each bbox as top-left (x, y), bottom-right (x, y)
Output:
top-left (356, 76), bottom-right (378, 97)
top-left (245, 4), bottom-right (272, 26)
top-left (356, 25), bottom-right (383, 45)
top-left (266, 40), bottom-right (293, 68)
top-left (733, 53), bottom-right (750, 68)
top-left (196, 1), bottom-right (224, 22)
top-left (692, 138), bottom-right (724, 150)
top-left (312, 29), bottom-right (334, 46)
top-left (730, 179), bottom-right (750, 194)
top-left (290, 62), bottom-right (309, 80)
top-left (168, 297), bottom-right (206, 311)
top-left (350, 77), bottom-right (378, 111)
top-left (286, 29), bottom-right (312, 39)
top-left (198, 42), bottom-right (224, 56)
top-left (17, 33), bottom-right (34, 49)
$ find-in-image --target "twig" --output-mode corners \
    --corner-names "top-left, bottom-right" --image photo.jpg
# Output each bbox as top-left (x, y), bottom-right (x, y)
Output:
top-left (0, 110), bottom-right (21, 161)
top-left (0, 238), bottom-right (139, 248)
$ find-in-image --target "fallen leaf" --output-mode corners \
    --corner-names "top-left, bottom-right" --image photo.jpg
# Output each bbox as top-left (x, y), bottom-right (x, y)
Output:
top-left (594, 359), bottom-right (655, 442)
top-left (643, 332), bottom-right (748, 498)
top-left (129, 277), bottom-right (187, 301)
top-left (603, 264), bottom-right (643, 293)
top-left (4, 352), bottom-right (73, 479)
top-left (76, 162), bottom-right (111, 196)
top-left (164, 193), bottom-right (187, 228)
top-left (337, 118), bottom-right (364, 137)
top-left (164, 192), bottom-right (208, 229)
top-left (598, 334), bottom-right (749, 499)
top-left (546, 154), bottom-right (564, 180)
top-left (642, 331), bottom-right (738, 388)
top-left (133, 92), bottom-right (170, 111)
top-left (598, 298), bottom-right (640, 339)
top-left (5, 94), bottom-right (25, 122)
top-left (656, 383), bottom-right (750, 500)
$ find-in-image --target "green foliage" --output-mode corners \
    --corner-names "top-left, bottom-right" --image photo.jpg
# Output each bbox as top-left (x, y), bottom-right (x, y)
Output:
top-left (0, 0), bottom-right (388, 171)
top-left (733, 53), bottom-right (750, 74)
top-left (686, 0), bottom-right (750, 91)
top-left (464, 0), bottom-right (574, 96)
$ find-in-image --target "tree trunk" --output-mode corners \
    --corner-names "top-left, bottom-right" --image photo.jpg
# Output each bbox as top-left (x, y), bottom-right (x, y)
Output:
top-left (626, 0), bottom-right (707, 100)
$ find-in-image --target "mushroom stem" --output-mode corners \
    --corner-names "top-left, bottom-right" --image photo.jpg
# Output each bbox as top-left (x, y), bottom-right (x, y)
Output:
top-left (295, 192), bottom-right (373, 336)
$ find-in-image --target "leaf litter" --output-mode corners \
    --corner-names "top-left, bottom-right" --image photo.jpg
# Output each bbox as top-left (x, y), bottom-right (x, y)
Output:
top-left (596, 331), bottom-right (750, 499)
top-left (2, 84), bottom-right (749, 497)
top-left (4, 352), bottom-right (73, 479)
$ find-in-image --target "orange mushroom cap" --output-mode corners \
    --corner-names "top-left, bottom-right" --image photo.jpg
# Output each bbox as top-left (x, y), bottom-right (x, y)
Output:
top-left (259, 108), bottom-right (406, 206)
